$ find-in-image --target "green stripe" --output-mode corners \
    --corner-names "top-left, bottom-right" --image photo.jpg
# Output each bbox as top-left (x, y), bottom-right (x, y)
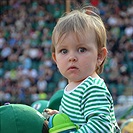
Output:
top-left (62, 97), bottom-right (80, 107)
top-left (62, 100), bottom-right (78, 110)
top-left (93, 120), bottom-right (108, 133)
top-left (91, 121), bottom-right (103, 132)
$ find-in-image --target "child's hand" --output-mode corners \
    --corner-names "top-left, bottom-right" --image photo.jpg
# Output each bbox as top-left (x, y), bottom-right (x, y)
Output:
top-left (42, 108), bottom-right (59, 119)
top-left (45, 108), bottom-right (59, 115)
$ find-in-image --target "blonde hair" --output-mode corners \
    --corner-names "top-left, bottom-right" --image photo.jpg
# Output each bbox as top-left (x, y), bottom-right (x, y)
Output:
top-left (51, 6), bottom-right (107, 74)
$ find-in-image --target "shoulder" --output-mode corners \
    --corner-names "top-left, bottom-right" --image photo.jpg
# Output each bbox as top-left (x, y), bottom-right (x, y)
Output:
top-left (79, 76), bottom-right (106, 90)
top-left (79, 77), bottom-right (112, 99)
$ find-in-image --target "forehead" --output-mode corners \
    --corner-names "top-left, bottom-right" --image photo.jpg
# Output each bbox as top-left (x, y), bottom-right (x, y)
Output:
top-left (55, 30), bottom-right (96, 46)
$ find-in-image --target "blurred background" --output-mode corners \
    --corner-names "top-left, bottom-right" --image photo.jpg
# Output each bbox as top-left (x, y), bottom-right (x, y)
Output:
top-left (0, 0), bottom-right (133, 127)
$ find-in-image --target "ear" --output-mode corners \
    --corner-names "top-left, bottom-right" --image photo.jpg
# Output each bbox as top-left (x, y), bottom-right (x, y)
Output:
top-left (97, 47), bottom-right (107, 66)
top-left (52, 53), bottom-right (57, 63)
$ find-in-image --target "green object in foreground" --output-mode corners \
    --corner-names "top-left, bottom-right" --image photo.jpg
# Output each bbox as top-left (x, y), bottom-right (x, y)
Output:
top-left (0, 104), bottom-right (46, 133)
top-left (48, 113), bottom-right (79, 133)
top-left (31, 100), bottom-right (49, 113)
top-left (48, 89), bottom-right (64, 110)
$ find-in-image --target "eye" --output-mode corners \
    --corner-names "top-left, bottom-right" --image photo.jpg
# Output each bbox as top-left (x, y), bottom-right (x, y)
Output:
top-left (78, 47), bottom-right (87, 53)
top-left (60, 49), bottom-right (68, 54)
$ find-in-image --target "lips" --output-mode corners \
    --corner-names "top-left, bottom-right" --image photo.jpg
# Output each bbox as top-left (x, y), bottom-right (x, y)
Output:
top-left (67, 66), bottom-right (78, 70)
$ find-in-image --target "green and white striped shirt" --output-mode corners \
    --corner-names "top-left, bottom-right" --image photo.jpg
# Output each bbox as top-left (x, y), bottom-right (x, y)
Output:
top-left (61, 76), bottom-right (120, 133)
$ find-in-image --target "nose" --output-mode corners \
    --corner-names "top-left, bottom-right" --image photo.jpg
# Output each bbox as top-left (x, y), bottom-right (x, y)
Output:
top-left (68, 56), bottom-right (77, 62)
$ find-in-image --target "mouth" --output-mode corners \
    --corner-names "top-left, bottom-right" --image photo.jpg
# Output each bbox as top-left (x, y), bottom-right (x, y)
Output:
top-left (67, 66), bottom-right (78, 70)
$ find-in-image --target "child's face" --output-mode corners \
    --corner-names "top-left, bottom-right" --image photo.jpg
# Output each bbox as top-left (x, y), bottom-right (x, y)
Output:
top-left (52, 31), bottom-right (101, 83)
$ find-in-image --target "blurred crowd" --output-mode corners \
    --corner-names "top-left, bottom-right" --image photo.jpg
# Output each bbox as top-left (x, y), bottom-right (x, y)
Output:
top-left (0, 0), bottom-right (133, 105)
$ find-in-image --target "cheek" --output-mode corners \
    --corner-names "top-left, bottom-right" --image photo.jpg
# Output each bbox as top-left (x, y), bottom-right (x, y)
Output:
top-left (82, 57), bottom-right (97, 68)
top-left (56, 58), bottom-right (66, 68)
top-left (56, 60), bottom-right (66, 76)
